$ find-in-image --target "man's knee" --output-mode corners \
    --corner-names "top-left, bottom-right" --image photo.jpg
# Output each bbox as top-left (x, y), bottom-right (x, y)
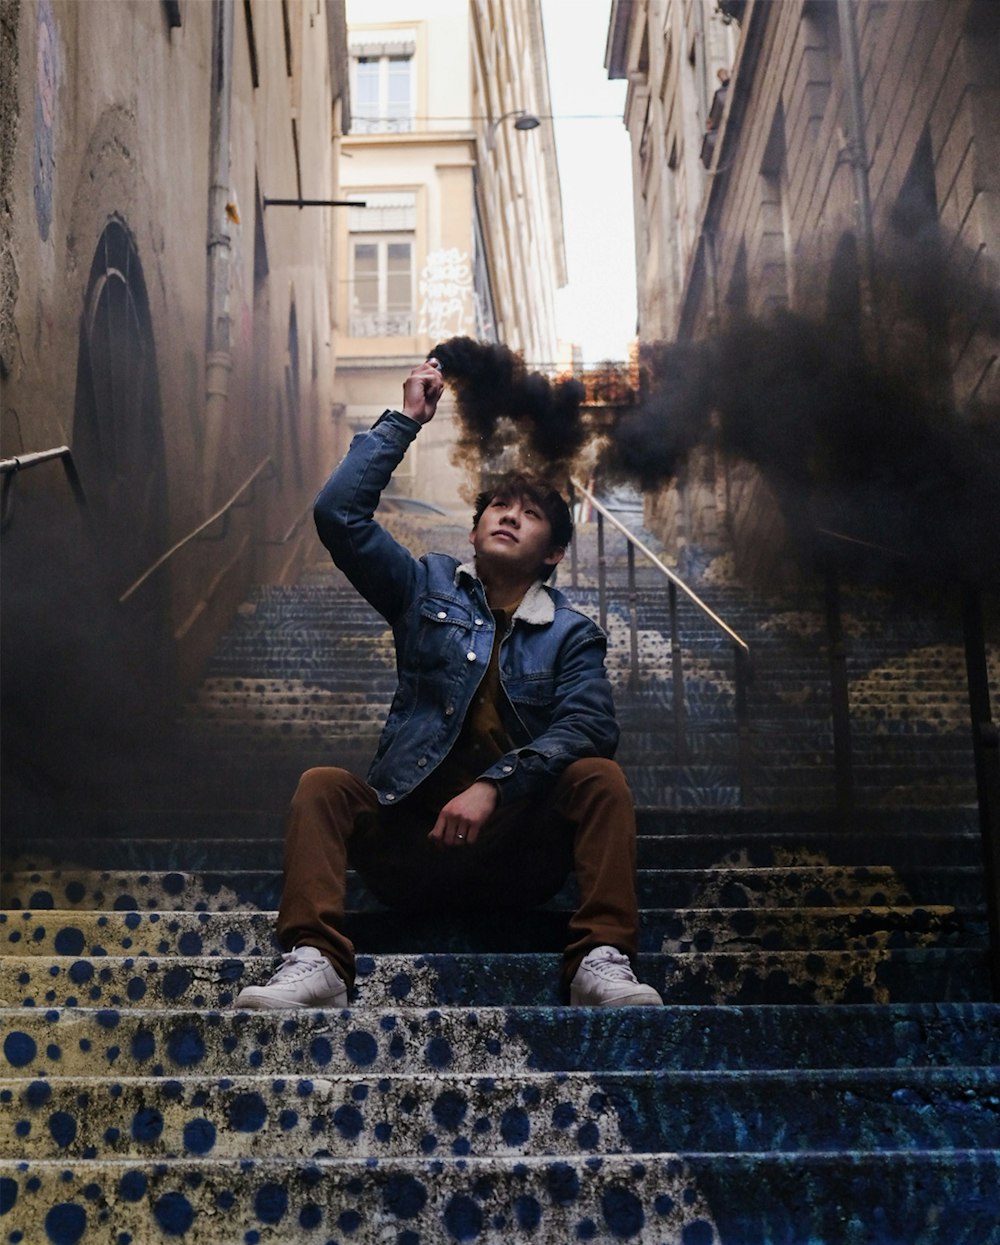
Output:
top-left (561, 757), bottom-right (631, 797)
top-left (291, 766), bottom-right (357, 808)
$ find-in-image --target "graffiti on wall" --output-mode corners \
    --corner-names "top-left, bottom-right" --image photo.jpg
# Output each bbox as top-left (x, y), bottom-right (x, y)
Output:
top-left (34, 0), bottom-right (58, 241)
top-left (417, 248), bottom-right (472, 338)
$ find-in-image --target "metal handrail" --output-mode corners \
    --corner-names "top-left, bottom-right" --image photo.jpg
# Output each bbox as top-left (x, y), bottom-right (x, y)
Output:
top-left (0, 446), bottom-right (87, 532)
top-left (819, 524), bottom-right (1000, 1000)
top-left (119, 456), bottom-right (273, 603)
top-left (571, 478), bottom-right (748, 651)
top-left (570, 477), bottom-right (753, 801)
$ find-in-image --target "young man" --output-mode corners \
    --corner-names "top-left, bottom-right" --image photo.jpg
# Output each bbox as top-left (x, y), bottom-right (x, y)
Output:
top-left (235, 359), bottom-right (662, 1010)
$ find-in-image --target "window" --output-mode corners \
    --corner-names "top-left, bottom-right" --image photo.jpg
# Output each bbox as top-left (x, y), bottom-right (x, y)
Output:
top-left (349, 194), bottom-right (416, 337)
top-left (350, 31), bottom-right (416, 133)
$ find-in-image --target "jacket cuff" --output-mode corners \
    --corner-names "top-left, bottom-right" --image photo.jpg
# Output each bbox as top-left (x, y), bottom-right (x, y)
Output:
top-left (372, 409), bottom-right (422, 440)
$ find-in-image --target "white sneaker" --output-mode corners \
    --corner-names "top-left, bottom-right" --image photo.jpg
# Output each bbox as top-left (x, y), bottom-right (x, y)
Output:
top-left (234, 946), bottom-right (348, 1010)
top-left (569, 946), bottom-right (663, 1007)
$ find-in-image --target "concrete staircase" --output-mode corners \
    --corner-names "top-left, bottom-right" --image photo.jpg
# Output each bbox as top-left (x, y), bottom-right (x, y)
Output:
top-left (2, 509), bottom-right (999, 1242)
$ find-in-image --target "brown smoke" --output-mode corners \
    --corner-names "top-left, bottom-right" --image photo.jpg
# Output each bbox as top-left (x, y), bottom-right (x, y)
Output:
top-left (429, 337), bottom-right (590, 483)
top-left (432, 213), bottom-right (1000, 586)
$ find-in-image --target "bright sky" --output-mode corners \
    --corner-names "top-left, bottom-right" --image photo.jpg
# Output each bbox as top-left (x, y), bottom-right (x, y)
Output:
top-left (541, 0), bottom-right (636, 364)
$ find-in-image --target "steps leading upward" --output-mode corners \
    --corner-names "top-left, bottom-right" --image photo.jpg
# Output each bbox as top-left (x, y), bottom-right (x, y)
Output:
top-left (2, 504), bottom-right (998, 1242)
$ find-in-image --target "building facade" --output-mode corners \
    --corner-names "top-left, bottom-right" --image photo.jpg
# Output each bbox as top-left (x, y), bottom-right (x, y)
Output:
top-left (334, 0), bottom-right (567, 510)
top-left (607, 0), bottom-right (1000, 581)
top-left (1, 0), bottom-right (350, 811)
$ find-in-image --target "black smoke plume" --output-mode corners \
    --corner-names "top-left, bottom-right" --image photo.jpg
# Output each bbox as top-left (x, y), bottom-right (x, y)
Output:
top-left (429, 337), bottom-right (589, 480)
top-left (432, 214), bottom-right (1000, 587)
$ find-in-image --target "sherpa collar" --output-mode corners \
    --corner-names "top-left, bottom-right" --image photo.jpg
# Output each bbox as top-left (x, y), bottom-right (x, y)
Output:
top-left (455, 560), bottom-right (555, 625)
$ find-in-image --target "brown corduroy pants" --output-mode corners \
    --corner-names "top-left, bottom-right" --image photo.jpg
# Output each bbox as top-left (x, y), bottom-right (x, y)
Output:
top-left (276, 757), bottom-right (640, 994)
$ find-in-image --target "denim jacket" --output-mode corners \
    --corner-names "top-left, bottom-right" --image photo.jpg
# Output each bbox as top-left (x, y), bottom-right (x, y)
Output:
top-left (313, 409), bottom-right (620, 807)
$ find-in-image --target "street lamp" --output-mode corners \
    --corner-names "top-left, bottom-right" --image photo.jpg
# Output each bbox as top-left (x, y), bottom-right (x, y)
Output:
top-left (485, 109), bottom-right (541, 151)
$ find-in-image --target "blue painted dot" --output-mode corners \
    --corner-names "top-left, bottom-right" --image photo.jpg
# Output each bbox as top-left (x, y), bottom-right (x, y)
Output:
top-left (1, 1176), bottom-right (18, 1213)
top-left (131, 1029), bottom-right (155, 1062)
top-left (309, 1036), bottom-right (333, 1066)
top-left (215, 1190), bottom-right (236, 1211)
top-left (225, 932), bottom-right (246, 954)
top-left (382, 1174), bottom-right (428, 1220)
top-left (553, 1102), bottom-right (578, 1129)
top-left (67, 962), bottom-right (93, 985)
top-left (654, 1194), bottom-right (675, 1216)
top-left (229, 1092), bottom-right (267, 1133)
top-left (178, 932), bottom-right (203, 957)
top-left (545, 1162), bottom-right (580, 1206)
top-left (279, 1109), bottom-right (298, 1131)
top-left (162, 873), bottom-right (186, 896)
top-left (153, 1192), bottom-right (195, 1237)
top-left (179, 1116), bottom-right (215, 1155)
top-left (299, 1204), bottom-right (322, 1229)
top-left (254, 1183), bottom-right (288, 1225)
top-left (166, 1026), bottom-right (205, 1067)
top-left (48, 1111), bottom-right (77, 1148)
top-left (29, 891), bottom-right (55, 909)
top-left (131, 1107), bottom-right (164, 1143)
top-left (333, 1104), bottom-right (364, 1140)
top-left (4, 1032), bottom-right (37, 1068)
top-left (681, 1222), bottom-right (714, 1245)
top-left (124, 913), bottom-right (142, 930)
top-left (500, 1107), bottom-right (530, 1147)
top-left (602, 1187), bottom-right (644, 1238)
top-left (344, 1031), bottom-right (377, 1066)
top-left (432, 1089), bottom-right (468, 1131)
top-left (64, 881), bottom-right (85, 904)
top-left (127, 978), bottom-right (147, 1002)
top-left (425, 1036), bottom-right (453, 1069)
top-left (514, 1196), bottom-right (541, 1230)
top-left (96, 1010), bottom-right (120, 1030)
top-left (44, 1202), bottom-right (86, 1244)
top-left (162, 968), bottom-right (192, 1002)
top-left (27, 1080), bottom-right (52, 1107)
top-left (389, 973), bottom-right (412, 999)
top-left (338, 1209), bottom-right (362, 1231)
top-left (47, 1044), bottom-right (62, 1062)
top-left (54, 928), bottom-right (86, 957)
top-left (577, 1218), bottom-right (598, 1240)
top-left (114, 896), bottom-right (138, 912)
top-left (443, 1193), bottom-right (483, 1241)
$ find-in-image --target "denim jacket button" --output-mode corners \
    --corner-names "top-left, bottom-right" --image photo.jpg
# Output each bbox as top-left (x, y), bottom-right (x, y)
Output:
top-left (437, 611), bottom-right (447, 619)
top-left (417, 757), bottom-right (427, 767)
top-left (474, 617), bottom-right (484, 626)
top-left (466, 651), bottom-right (477, 661)
top-left (445, 705), bottom-right (455, 716)
top-left (385, 793), bottom-right (396, 802)
top-left (502, 765), bottom-right (513, 774)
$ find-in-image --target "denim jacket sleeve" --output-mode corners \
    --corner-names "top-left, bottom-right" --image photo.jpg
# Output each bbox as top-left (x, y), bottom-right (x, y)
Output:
top-left (313, 410), bottom-right (423, 624)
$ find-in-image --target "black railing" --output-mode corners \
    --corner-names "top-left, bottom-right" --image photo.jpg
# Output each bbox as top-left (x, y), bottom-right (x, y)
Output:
top-left (819, 529), bottom-right (1000, 1000)
top-left (0, 446), bottom-right (87, 533)
top-left (118, 457), bottom-right (274, 603)
top-left (569, 479), bottom-right (753, 803)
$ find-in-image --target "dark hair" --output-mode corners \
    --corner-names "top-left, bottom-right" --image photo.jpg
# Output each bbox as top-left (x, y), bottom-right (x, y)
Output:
top-left (473, 472), bottom-right (574, 550)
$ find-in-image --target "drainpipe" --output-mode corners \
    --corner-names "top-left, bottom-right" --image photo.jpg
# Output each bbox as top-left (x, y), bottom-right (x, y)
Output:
top-left (204, 0), bottom-right (235, 510)
top-left (836, 0), bottom-right (879, 351)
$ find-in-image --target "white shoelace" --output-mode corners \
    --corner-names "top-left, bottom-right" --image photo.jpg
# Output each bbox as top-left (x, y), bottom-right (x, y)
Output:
top-left (268, 949), bottom-right (323, 985)
top-left (583, 948), bottom-right (635, 980)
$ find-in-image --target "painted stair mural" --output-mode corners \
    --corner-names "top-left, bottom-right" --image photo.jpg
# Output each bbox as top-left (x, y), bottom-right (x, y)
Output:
top-left (2, 507), bottom-right (999, 1243)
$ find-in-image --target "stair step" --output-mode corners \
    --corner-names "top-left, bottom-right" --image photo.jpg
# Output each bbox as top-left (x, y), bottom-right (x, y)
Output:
top-left (1, 944), bottom-right (989, 1011)
top-left (4, 1003), bottom-right (999, 1078)
top-left (2, 1150), bottom-right (999, 1244)
top-left (4, 864), bottom-right (983, 912)
top-left (4, 904), bottom-right (983, 961)
top-left (5, 1066), bottom-right (999, 1161)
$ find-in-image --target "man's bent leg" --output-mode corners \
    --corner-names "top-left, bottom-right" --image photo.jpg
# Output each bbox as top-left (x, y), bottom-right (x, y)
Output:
top-left (547, 758), bottom-right (652, 997)
top-left (276, 766), bottom-right (379, 988)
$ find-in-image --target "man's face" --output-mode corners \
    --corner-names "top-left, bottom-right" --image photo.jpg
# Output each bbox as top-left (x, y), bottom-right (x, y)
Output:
top-left (469, 493), bottom-right (565, 580)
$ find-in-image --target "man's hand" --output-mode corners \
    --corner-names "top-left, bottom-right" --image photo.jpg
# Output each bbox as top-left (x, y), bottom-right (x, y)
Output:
top-left (401, 358), bottom-right (445, 425)
top-left (428, 780), bottom-right (498, 848)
